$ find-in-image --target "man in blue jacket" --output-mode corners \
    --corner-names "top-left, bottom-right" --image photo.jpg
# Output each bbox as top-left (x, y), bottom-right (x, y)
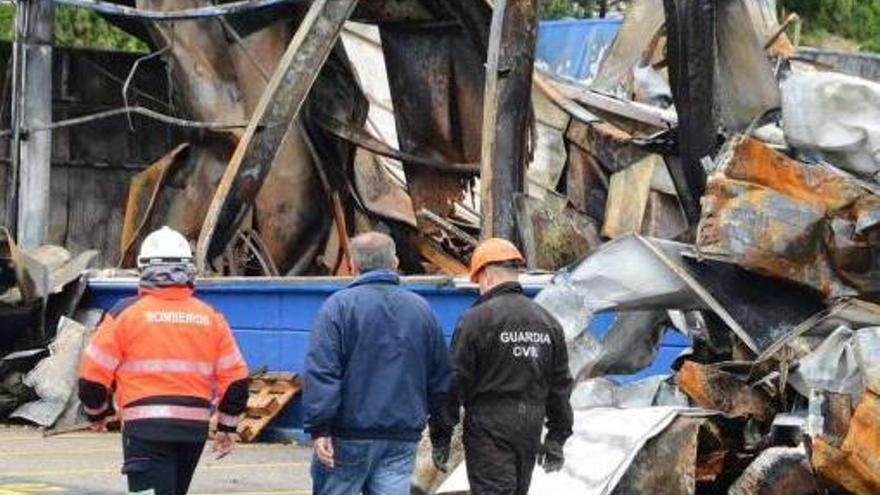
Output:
top-left (304, 231), bottom-right (451, 495)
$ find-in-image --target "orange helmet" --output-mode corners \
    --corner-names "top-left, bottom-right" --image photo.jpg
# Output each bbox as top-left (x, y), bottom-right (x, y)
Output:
top-left (469, 238), bottom-right (525, 283)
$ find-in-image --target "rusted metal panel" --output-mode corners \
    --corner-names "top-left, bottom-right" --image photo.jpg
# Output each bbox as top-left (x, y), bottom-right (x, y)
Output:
top-left (663, 0), bottom-right (716, 224)
top-left (676, 360), bottom-right (773, 420)
top-left (380, 25), bottom-right (482, 223)
top-left (196, 0), bottom-right (360, 270)
top-left (812, 392), bottom-right (880, 495)
top-left (228, 19), bottom-right (329, 275)
top-left (698, 136), bottom-right (880, 298)
top-left (138, 0), bottom-right (247, 126)
top-left (479, 0), bottom-right (538, 241)
top-left (119, 143), bottom-right (191, 267)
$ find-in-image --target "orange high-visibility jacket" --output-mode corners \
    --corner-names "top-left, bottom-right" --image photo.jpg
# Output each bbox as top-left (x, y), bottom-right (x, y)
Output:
top-left (79, 286), bottom-right (248, 441)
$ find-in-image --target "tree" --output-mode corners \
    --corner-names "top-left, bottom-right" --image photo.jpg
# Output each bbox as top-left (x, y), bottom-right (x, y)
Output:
top-left (539, 0), bottom-right (600, 19)
top-left (780, 0), bottom-right (880, 52)
top-left (0, 5), bottom-right (147, 52)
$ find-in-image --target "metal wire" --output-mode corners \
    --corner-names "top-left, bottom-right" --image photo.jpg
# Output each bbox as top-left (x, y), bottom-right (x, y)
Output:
top-left (0, 106), bottom-right (248, 137)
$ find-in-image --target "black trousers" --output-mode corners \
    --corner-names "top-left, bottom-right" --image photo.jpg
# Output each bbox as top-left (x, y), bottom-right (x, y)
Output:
top-left (122, 433), bottom-right (206, 495)
top-left (463, 403), bottom-right (545, 495)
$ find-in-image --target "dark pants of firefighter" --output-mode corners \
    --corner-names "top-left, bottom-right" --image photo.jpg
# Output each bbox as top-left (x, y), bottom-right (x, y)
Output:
top-left (463, 403), bottom-right (545, 495)
top-left (122, 434), bottom-right (206, 495)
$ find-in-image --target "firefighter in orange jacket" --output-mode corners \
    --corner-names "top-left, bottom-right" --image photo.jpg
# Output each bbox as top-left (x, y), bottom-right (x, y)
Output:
top-left (79, 226), bottom-right (249, 495)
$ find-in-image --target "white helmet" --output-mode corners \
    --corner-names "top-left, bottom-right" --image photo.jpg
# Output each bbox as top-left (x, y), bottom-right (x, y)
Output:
top-left (137, 226), bottom-right (193, 268)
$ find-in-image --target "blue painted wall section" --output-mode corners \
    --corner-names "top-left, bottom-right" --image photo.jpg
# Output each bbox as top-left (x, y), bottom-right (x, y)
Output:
top-left (84, 278), bottom-right (685, 441)
top-left (535, 18), bottom-right (622, 82)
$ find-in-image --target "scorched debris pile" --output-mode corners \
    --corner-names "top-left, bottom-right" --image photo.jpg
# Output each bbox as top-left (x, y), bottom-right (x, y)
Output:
top-left (2, 0), bottom-right (880, 493)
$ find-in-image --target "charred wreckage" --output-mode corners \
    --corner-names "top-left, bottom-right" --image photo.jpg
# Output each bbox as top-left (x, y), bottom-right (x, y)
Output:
top-left (1, 0), bottom-right (880, 494)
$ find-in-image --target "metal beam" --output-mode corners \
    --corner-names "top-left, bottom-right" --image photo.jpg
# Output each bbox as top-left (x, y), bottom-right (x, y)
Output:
top-left (664, 0), bottom-right (716, 225)
top-left (15, 0), bottom-right (54, 249)
top-left (196, 0), bottom-right (360, 271)
top-left (479, 0), bottom-right (538, 242)
top-left (52, 0), bottom-right (304, 21)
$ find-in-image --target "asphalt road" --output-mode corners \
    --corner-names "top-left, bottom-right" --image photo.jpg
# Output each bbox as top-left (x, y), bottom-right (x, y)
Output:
top-left (0, 425), bottom-right (313, 495)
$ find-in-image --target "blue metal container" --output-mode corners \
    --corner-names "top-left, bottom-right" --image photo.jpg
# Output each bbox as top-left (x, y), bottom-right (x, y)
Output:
top-left (84, 277), bottom-right (686, 441)
top-left (536, 18), bottom-right (622, 82)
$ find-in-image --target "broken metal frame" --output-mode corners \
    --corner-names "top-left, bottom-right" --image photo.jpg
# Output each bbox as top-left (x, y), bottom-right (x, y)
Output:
top-left (195, 0), bottom-right (360, 271)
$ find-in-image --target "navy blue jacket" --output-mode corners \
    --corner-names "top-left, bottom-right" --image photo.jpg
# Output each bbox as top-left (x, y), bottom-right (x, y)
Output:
top-left (303, 270), bottom-right (451, 442)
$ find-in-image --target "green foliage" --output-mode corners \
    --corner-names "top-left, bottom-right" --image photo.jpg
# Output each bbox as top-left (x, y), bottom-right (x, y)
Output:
top-left (539, 0), bottom-right (597, 19)
top-left (780, 0), bottom-right (880, 52)
top-left (0, 4), bottom-right (147, 52)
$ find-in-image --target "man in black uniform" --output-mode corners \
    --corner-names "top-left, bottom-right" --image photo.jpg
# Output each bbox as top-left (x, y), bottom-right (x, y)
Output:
top-left (430, 238), bottom-right (574, 494)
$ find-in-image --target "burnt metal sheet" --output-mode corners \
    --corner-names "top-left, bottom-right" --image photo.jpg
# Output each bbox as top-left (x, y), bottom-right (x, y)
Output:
top-left (698, 136), bottom-right (880, 298)
top-left (676, 360), bottom-right (774, 420)
top-left (613, 416), bottom-right (709, 495)
top-left (811, 391), bottom-right (880, 495)
top-left (563, 234), bottom-right (824, 354)
top-left (757, 299), bottom-right (880, 361)
top-left (315, 112), bottom-right (479, 174)
top-left (715, 0), bottom-right (781, 131)
top-left (479, 0), bottom-right (538, 241)
top-left (728, 446), bottom-right (819, 495)
top-left (581, 311), bottom-right (670, 380)
top-left (663, 0), bottom-right (716, 224)
top-left (197, 0), bottom-right (360, 270)
top-left (248, 20), bottom-right (354, 275)
top-left (515, 192), bottom-right (600, 271)
top-left (351, 0), bottom-right (437, 23)
top-left (353, 148), bottom-right (417, 228)
top-left (380, 25), bottom-right (482, 224)
top-left (119, 143), bottom-right (191, 267)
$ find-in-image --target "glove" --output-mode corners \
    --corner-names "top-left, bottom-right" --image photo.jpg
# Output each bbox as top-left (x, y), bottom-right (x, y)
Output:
top-left (537, 439), bottom-right (564, 473)
top-left (432, 443), bottom-right (450, 472)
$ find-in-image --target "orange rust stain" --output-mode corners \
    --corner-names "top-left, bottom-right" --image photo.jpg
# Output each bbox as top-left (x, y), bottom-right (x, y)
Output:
top-left (812, 392), bottom-right (880, 495)
top-left (724, 138), bottom-right (863, 210)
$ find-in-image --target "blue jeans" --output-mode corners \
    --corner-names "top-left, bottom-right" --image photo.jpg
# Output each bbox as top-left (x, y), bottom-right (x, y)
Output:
top-left (311, 438), bottom-right (418, 495)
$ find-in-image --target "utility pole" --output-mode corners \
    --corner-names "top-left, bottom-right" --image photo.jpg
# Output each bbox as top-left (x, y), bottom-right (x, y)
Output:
top-left (479, 0), bottom-right (538, 243)
top-left (9, 0), bottom-right (54, 249)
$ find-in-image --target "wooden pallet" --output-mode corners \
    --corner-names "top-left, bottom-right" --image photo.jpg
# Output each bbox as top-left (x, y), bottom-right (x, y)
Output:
top-left (211, 372), bottom-right (303, 442)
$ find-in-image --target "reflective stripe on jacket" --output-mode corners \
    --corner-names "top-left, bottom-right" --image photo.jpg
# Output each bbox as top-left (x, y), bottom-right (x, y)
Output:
top-left (79, 286), bottom-right (249, 441)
